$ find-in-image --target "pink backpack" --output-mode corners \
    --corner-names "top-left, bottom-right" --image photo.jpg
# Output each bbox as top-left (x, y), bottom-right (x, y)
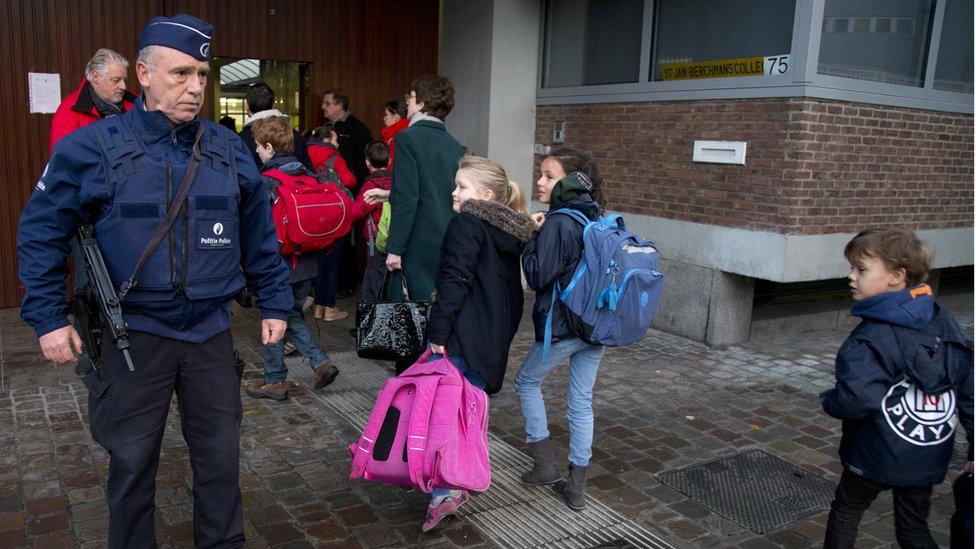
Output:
top-left (348, 351), bottom-right (491, 493)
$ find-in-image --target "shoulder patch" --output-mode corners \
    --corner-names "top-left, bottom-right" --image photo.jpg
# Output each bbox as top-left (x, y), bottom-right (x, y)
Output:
top-left (35, 162), bottom-right (50, 191)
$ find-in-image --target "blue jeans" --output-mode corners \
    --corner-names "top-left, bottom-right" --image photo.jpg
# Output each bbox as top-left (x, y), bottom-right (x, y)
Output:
top-left (515, 338), bottom-right (605, 467)
top-left (262, 280), bottom-right (330, 383)
top-left (430, 352), bottom-right (486, 500)
top-left (313, 239), bottom-right (344, 307)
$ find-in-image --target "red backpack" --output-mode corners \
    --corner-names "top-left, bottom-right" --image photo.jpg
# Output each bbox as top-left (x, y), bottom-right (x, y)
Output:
top-left (264, 168), bottom-right (353, 260)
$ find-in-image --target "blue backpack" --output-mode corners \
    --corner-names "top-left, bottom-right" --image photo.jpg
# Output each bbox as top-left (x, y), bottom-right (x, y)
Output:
top-left (543, 209), bottom-right (665, 360)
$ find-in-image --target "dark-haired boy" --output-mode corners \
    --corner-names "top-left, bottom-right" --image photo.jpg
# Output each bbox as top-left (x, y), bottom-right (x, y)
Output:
top-left (351, 141), bottom-right (393, 301)
top-left (821, 227), bottom-right (973, 548)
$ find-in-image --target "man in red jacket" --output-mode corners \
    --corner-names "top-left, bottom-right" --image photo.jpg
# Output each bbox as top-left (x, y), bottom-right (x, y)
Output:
top-left (49, 48), bottom-right (136, 153)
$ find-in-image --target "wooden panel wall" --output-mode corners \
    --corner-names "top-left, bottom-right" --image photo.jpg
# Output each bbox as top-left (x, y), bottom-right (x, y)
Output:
top-left (0, 0), bottom-right (440, 309)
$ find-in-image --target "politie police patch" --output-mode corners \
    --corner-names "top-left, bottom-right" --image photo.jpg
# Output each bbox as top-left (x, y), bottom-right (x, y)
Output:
top-left (883, 378), bottom-right (956, 446)
top-left (198, 219), bottom-right (233, 249)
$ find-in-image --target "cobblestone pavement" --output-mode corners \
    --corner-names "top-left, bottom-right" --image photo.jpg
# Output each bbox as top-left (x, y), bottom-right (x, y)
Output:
top-left (0, 293), bottom-right (971, 548)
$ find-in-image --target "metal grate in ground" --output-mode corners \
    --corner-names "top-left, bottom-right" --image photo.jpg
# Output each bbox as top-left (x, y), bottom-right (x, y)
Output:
top-left (295, 352), bottom-right (673, 549)
top-left (657, 450), bottom-right (836, 534)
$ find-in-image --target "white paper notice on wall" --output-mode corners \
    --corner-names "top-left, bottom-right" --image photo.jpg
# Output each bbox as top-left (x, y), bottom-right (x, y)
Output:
top-left (28, 73), bottom-right (61, 113)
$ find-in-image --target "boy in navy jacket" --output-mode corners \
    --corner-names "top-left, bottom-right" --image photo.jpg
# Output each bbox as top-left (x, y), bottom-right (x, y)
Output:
top-left (821, 227), bottom-right (973, 548)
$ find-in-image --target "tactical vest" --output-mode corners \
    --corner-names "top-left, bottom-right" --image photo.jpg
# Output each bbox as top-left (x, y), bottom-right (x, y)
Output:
top-left (91, 116), bottom-right (246, 303)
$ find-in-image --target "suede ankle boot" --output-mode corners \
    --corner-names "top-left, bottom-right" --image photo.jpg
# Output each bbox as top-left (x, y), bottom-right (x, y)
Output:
top-left (520, 439), bottom-right (563, 486)
top-left (553, 463), bottom-right (588, 511)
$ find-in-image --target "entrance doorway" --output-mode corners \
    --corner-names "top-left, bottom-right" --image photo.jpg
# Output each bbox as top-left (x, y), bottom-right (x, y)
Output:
top-left (210, 57), bottom-right (309, 134)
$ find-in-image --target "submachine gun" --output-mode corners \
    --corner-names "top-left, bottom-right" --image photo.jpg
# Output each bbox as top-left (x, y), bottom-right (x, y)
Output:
top-left (70, 224), bottom-right (135, 373)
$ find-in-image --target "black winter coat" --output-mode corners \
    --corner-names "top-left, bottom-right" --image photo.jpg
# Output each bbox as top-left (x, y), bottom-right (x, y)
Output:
top-left (427, 200), bottom-right (535, 394)
top-left (521, 194), bottom-right (600, 342)
top-left (333, 114), bottom-right (373, 184)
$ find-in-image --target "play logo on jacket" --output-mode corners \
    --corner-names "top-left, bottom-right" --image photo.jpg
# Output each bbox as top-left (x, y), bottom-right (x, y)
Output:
top-left (884, 379), bottom-right (957, 446)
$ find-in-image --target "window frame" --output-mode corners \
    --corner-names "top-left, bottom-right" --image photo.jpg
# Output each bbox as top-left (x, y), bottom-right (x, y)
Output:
top-left (535, 0), bottom-right (973, 114)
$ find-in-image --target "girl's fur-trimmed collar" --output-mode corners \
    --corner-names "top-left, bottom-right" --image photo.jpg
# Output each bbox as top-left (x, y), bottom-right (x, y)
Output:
top-left (459, 199), bottom-right (535, 244)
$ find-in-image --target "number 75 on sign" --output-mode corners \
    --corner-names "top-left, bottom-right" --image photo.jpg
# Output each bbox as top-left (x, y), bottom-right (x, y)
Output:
top-left (764, 55), bottom-right (791, 76)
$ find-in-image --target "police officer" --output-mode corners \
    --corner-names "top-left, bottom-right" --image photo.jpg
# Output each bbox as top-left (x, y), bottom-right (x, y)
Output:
top-left (17, 14), bottom-right (291, 548)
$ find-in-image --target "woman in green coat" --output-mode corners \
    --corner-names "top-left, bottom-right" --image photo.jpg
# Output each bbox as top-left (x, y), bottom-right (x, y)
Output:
top-left (385, 75), bottom-right (464, 303)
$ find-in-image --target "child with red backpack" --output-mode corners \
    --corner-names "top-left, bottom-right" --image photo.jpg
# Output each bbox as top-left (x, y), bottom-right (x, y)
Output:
top-left (306, 122), bottom-right (357, 188)
top-left (419, 155), bottom-right (534, 531)
top-left (244, 116), bottom-right (340, 401)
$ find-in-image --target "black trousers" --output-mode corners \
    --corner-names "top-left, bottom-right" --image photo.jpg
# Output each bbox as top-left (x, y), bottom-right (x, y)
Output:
top-left (84, 330), bottom-right (244, 549)
top-left (824, 469), bottom-right (937, 549)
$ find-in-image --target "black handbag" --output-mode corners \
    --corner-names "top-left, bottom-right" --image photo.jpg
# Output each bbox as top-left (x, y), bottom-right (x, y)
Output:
top-left (356, 270), bottom-right (429, 361)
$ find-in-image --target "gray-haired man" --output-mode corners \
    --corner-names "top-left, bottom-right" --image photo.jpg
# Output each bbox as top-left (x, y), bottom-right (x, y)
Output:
top-left (49, 48), bottom-right (135, 153)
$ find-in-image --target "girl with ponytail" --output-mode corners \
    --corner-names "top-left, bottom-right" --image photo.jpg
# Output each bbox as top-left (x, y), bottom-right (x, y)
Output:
top-left (421, 155), bottom-right (535, 531)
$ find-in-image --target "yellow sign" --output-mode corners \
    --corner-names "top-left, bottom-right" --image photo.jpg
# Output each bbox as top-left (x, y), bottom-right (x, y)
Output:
top-left (661, 56), bottom-right (766, 81)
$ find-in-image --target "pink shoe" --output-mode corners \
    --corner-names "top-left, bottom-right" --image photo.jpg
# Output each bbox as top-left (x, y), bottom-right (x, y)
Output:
top-left (421, 491), bottom-right (470, 532)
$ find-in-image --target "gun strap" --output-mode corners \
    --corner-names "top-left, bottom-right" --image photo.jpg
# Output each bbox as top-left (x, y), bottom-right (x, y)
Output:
top-left (119, 124), bottom-right (205, 301)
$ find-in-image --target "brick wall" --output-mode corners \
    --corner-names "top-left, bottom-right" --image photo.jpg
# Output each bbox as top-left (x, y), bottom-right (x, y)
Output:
top-left (534, 98), bottom-right (974, 234)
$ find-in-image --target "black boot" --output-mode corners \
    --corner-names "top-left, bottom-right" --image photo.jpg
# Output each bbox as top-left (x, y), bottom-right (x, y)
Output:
top-left (520, 439), bottom-right (563, 486)
top-left (553, 463), bottom-right (588, 511)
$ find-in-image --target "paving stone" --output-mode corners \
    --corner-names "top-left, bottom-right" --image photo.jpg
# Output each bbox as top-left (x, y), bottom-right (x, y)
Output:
top-left (441, 522), bottom-right (487, 546)
top-left (24, 496), bottom-right (66, 517)
top-left (32, 529), bottom-right (77, 547)
top-left (352, 523), bottom-right (404, 546)
top-left (304, 516), bottom-right (347, 541)
top-left (0, 511), bottom-right (25, 532)
top-left (669, 499), bottom-right (712, 520)
top-left (0, 529), bottom-right (27, 548)
top-left (252, 521), bottom-right (304, 545)
top-left (25, 512), bottom-right (68, 535)
top-left (336, 505), bottom-right (380, 528)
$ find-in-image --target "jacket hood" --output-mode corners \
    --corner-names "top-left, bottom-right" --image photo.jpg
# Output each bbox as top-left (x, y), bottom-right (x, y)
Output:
top-left (380, 118), bottom-right (409, 142)
top-left (549, 193), bottom-right (600, 221)
top-left (460, 199), bottom-right (535, 244)
top-left (261, 154), bottom-right (310, 175)
top-left (550, 171), bottom-right (596, 210)
top-left (243, 108), bottom-right (285, 127)
top-left (852, 285), bottom-right (935, 329)
top-left (901, 304), bottom-right (970, 393)
top-left (856, 285), bottom-right (969, 393)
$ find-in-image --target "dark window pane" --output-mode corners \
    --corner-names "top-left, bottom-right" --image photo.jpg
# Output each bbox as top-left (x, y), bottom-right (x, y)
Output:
top-left (543, 0), bottom-right (644, 88)
top-left (651, 0), bottom-right (794, 81)
top-left (818, 0), bottom-right (934, 87)
top-left (934, 0), bottom-right (974, 93)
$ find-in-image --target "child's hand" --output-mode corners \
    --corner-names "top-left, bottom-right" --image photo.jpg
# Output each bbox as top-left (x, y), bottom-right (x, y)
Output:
top-left (363, 188), bottom-right (390, 204)
top-left (430, 343), bottom-right (446, 355)
top-left (530, 212), bottom-right (546, 230)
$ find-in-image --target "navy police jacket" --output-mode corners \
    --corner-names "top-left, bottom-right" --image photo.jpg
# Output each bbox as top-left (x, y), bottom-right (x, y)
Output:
top-left (17, 97), bottom-right (291, 342)
top-left (821, 285), bottom-right (974, 487)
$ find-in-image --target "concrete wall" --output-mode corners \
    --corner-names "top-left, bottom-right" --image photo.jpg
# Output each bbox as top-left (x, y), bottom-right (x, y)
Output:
top-left (439, 0), bottom-right (540, 193)
top-left (626, 214), bottom-right (973, 283)
top-left (486, 0), bottom-right (540, 191)
top-left (438, 0), bottom-right (494, 155)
